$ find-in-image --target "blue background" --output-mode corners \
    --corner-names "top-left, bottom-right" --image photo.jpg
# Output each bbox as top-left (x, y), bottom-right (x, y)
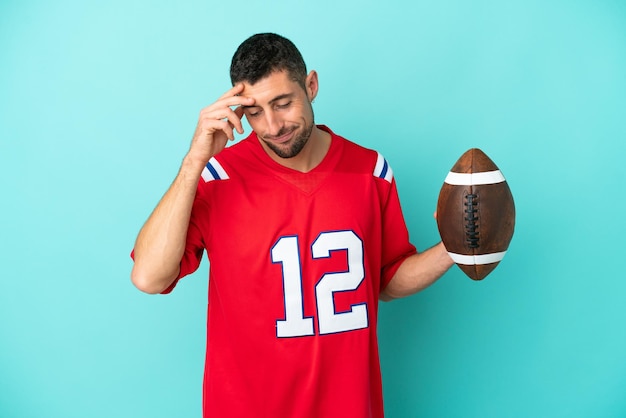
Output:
top-left (1, 0), bottom-right (625, 417)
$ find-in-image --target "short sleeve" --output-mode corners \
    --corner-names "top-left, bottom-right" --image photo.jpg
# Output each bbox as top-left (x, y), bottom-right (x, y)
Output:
top-left (158, 216), bottom-right (204, 294)
top-left (379, 176), bottom-right (417, 289)
top-left (159, 193), bottom-right (208, 294)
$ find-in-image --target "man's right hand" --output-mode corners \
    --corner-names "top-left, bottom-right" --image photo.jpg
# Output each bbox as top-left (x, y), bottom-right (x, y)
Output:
top-left (187, 83), bottom-right (255, 166)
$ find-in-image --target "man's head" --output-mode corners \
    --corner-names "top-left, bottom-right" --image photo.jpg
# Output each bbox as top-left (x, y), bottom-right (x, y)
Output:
top-left (229, 34), bottom-right (321, 165)
top-left (230, 33), bottom-right (307, 89)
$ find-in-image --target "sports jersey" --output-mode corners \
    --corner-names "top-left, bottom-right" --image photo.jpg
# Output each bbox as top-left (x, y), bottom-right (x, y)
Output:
top-left (166, 125), bottom-right (416, 417)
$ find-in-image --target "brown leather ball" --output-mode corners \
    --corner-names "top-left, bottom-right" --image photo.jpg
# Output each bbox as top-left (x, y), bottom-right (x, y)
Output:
top-left (436, 148), bottom-right (515, 280)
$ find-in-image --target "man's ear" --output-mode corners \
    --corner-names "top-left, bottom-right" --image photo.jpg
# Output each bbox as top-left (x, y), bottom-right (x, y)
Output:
top-left (305, 70), bottom-right (319, 102)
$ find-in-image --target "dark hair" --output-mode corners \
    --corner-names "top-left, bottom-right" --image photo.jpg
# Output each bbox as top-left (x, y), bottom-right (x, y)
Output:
top-left (230, 33), bottom-right (307, 88)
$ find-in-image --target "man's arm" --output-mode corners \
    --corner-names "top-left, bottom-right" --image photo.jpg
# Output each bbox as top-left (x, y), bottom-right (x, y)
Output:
top-left (380, 242), bottom-right (454, 301)
top-left (130, 84), bottom-right (254, 294)
top-left (130, 157), bottom-right (204, 294)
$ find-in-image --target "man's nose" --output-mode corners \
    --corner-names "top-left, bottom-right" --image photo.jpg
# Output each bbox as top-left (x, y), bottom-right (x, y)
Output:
top-left (265, 111), bottom-right (283, 136)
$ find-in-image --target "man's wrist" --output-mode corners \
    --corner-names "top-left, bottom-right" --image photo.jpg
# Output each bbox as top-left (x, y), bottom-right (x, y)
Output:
top-left (182, 152), bottom-right (210, 173)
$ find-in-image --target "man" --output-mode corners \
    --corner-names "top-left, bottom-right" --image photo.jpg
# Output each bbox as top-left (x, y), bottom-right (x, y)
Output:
top-left (131, 33), bottom-right (453, 418)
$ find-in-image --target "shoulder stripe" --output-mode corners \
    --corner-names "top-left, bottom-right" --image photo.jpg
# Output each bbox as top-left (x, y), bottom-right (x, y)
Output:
top-left (373, 152), bottom-right (393, 183)
top-left (201, 157), bottom-right (229, 182)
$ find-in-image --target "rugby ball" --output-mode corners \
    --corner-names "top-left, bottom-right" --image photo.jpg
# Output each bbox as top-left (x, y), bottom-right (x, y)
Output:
top-left (436, 148), bottom-right (515, 280)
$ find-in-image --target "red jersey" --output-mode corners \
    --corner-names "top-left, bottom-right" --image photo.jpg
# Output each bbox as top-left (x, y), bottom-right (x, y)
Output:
top-left (166, 126), bottom-right (415, 417)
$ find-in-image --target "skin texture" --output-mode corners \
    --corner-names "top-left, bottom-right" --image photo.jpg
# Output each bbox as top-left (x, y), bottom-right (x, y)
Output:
top-left (130, 70), bottom-right (453, 297)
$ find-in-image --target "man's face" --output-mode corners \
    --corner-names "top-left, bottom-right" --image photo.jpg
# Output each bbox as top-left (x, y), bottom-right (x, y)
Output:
top-left (241, 70), bottom-right (315, 159)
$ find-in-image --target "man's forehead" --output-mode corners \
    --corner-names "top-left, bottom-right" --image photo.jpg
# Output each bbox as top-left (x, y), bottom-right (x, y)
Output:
top-left (240, 71), bottom-right (300, 102)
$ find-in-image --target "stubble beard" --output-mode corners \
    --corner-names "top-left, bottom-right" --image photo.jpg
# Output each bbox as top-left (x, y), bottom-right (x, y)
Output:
top-left (262, 111), bottom-right (315, 159)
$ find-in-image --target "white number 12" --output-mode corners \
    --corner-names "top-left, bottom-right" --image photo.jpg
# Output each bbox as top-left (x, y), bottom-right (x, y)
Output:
top-left (272, 231), bottom-right (369, 338)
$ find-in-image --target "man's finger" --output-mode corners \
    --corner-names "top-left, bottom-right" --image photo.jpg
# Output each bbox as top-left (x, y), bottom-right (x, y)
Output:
top-left (218, 83), bottom-right (245, 100)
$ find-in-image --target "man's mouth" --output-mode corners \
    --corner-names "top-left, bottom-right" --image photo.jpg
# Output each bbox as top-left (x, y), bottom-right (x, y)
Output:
top-left (266, 128), bottom-right (296, 144)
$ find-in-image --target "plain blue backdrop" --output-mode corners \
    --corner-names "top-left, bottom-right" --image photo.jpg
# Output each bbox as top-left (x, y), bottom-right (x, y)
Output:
top-left (1, 0), bottom-right (625, 417)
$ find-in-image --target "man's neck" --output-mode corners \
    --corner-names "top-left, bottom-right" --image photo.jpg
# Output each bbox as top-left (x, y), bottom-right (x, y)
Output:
top-left (264, 126), bottom-right (331, 173)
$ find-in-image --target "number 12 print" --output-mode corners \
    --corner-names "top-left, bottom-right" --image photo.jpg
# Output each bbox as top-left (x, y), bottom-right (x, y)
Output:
top-left (272, 231), bottom-right (369, 338)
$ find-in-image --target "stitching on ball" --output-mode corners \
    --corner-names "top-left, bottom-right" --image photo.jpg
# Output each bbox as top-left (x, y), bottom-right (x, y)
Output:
top-left (464, 193), bottom-right (480, 248)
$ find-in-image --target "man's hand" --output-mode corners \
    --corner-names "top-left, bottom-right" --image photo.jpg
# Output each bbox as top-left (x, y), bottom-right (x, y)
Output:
top-left (187, 83), bottom-right (255, 166)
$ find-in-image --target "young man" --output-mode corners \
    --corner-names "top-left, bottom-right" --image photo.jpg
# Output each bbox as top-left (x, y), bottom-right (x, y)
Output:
top-left (131, 33), bottom-right (453, 418)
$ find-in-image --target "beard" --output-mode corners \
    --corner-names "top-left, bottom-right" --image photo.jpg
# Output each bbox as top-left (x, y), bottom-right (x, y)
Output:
top-left (260, 110), bottom-right (315, 159)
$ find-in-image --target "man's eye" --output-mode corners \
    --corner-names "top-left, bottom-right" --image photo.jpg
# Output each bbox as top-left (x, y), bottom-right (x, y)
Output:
top-left (247, 110), bottom-right (261, 118)
top-left (276, 102), bottom-right (291, 109)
